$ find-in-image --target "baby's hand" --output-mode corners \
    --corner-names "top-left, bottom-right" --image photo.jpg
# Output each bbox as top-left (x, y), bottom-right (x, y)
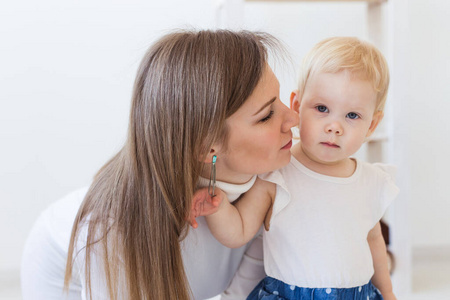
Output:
top-left (188, 187), bottom-right (224, 228)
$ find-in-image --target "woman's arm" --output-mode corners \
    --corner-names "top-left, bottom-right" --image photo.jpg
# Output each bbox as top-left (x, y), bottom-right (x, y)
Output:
top-left (191, 177), bottom-right (274, 248)
top-left (368, 222), bottom-right (396, 300)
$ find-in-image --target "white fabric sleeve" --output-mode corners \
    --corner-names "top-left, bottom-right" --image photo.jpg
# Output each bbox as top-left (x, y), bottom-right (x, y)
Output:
top-left (21, 188), bottom-right (88, 300)
top-left (220, 234), bottom-right (265, 300)
top-left (372, 163), bottom-right (400, 223)
top-left (21, 209), bottom-right (82, 300)
top-left (76, 218), bottom-right (130, 300)
top-left (258, 170), bottom-right (290, 220)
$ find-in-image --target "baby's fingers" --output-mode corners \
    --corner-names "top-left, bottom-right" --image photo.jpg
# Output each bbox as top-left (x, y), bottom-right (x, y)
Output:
top-left (210, 196), bottom-right (220, 207)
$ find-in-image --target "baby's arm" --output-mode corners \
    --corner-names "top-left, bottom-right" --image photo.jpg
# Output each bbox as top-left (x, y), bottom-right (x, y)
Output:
top-left (212, 177), bottom-right (274, 248)
top-left (191, 177), bottom-right (274, 248)
top-left (368, 222), bottom-right (396, 300)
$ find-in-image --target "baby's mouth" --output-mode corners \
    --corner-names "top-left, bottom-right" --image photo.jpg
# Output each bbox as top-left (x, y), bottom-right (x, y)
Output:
top-left (320, 142), bottom-right (340, 148)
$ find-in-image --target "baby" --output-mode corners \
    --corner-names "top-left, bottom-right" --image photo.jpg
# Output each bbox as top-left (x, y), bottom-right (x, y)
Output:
top-left (191, 37), bottom-right (398, 300)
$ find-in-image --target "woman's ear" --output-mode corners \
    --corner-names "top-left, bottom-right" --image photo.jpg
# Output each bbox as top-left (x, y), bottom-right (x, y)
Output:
top-left (290, 89), bottom-right (301, 113)
top-left (201, 148), bottom-right (217, 163)
top-left (366, 111), bottom-right (384, 138)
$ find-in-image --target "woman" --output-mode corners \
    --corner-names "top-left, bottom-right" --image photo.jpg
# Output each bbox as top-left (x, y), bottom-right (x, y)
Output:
top-left (21, 29), bottom-right (298, 299)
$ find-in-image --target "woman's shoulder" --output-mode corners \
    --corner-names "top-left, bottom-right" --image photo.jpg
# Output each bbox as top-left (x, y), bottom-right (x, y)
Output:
top-left (21, 187), bottom-right (89, 293)
top-left (48, 187), bottom-right (88, 213)
top-left (38, 187), bottom-right (89, 249)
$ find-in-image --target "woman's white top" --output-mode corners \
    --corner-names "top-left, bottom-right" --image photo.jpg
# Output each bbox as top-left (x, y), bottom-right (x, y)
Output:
top-left (21, 188), bottom-right (86, 300)
top-left (259, 156), bottom-right (399, 288)
top-left (184, 176), bottom-right (258, 299)
top-left (21, 175), bottom-right (258, 300)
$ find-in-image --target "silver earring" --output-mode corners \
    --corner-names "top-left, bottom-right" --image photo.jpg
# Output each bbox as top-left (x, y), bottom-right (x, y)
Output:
top-left (208, 155), bottom-right (217, 197)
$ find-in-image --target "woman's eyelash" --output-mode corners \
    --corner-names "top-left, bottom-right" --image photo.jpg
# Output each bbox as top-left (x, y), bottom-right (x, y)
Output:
top-left (259, 110), bottom-right (274, 123)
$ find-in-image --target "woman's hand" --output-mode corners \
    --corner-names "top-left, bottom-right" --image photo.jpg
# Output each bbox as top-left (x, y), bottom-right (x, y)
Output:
top-left (188, 187), bottom-right (224, 228)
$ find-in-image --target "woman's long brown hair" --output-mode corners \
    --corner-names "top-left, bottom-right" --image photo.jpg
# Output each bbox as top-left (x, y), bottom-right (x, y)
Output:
top-left (64, 29), bottom-right (275, 299)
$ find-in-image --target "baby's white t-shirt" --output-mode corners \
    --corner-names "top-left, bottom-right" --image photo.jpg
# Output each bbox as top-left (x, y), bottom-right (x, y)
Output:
top-left (259, 156), bottom-right (399, 288)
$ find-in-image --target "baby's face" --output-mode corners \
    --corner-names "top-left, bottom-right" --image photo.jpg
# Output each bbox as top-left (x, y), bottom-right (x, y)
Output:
top-left (296, 70), bottom-right (379, 165)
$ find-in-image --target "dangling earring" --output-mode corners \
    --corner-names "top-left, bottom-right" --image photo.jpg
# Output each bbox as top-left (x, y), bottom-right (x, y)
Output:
top-left (208, 155), bottom-right (217, 197)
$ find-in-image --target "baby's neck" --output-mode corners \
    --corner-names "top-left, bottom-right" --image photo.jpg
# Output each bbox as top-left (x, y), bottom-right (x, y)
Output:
top-left (291, 143), bottom-right (356, 178)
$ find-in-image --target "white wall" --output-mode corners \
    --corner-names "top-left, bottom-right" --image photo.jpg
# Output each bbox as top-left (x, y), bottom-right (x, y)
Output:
top-left (2, 0), bottom-right (450, 289)
top-left (243, 1), bottom-right (369, 102)
top-left (0, 0), bottom-right (216, 274)
top-left (407, 0), bottom-right (450, 248)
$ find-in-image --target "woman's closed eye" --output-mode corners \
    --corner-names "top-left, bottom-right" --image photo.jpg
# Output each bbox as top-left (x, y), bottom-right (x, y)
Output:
top-left (259, 110), bottom-right (274, 123)
top-left (346, 112), bottom-right (360, 120)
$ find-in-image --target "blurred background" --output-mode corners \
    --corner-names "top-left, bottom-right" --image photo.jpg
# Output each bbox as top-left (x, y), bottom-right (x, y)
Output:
top-left (1, 0), bottom-right (449, 299)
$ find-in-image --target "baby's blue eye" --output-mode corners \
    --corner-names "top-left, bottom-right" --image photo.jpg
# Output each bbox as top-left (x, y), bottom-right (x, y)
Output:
top-left (316, 105), bottom-right (328, 113)
top-left (347, 112), bottom-right (359, 119)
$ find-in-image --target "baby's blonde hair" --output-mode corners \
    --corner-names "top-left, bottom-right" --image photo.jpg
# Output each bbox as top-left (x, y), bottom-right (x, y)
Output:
top-left (298, 37), bottom-right (390, 112)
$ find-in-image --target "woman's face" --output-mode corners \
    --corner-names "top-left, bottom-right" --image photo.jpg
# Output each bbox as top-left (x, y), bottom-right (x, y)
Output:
top-left (214, 66), bottom-right (299, 184)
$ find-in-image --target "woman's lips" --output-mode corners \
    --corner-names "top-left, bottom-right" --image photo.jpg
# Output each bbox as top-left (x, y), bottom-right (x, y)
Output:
top-left (281, 140), bottom-right (293, 150)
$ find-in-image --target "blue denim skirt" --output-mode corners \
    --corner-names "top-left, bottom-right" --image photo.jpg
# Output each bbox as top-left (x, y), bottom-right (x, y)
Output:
top-left (247, 276), bottom-right (383, 300)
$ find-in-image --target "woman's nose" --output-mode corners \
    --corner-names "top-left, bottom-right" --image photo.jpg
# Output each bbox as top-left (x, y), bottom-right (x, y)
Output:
top-left (325, 121), bottom-right (343, 135)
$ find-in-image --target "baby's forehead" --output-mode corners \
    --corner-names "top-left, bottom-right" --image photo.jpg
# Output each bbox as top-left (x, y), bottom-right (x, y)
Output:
top-left (312, 69), bottom-right (370, 81)
top-left (304, 72), bottom-right (378, 108)
top-left (307, 70), bottom-right (374, 88)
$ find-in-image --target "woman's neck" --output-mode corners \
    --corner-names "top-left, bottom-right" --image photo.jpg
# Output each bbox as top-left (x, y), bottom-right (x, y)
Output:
top-left (200, 166), bottom-right (254, 185)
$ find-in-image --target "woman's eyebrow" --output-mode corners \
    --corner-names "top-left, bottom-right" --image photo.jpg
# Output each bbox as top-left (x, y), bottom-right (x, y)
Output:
top-left (253, 97), bottom-right (276, 116)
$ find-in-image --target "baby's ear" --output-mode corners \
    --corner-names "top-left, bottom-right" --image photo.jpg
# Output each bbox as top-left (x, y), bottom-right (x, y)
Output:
top-left (290, 89), bottom-right (301, 113)
top-left (366, 111), bottom-right (384, 138)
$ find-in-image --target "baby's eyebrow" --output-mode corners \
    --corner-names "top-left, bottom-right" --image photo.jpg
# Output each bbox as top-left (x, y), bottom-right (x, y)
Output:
top-left (253, 97), bottom-right (276, 116)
